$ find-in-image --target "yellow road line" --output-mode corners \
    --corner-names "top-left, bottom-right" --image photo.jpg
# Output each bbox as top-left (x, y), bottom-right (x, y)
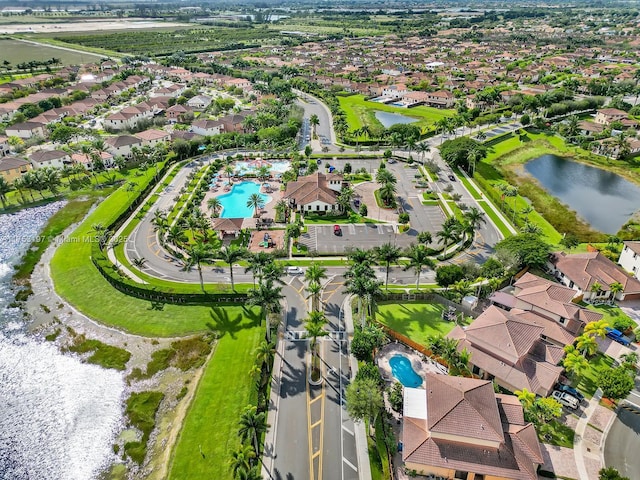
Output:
top-left (306, 362), bottom-right (314, 480)
top-left (311, 420), bottom-right (322, 429)
top-left (318, 342), bottom-right (326, 480)
top-left (310, 394), bottom-right (323, 405)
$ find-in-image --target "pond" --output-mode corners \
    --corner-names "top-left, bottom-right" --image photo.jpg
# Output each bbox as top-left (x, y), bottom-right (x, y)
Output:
top-left (374, 111), bottom-right (418, 129)
top-left (524, 154), bottom-right (640, 233)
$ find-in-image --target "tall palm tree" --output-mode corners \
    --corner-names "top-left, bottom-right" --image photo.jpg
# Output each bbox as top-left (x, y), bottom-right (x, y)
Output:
top-left (609, 281), bottom-right (624, 302)
top-left (514, 388), bottom-right (536, 410)
top-left (182, 241), bottom-right (217, 291)
top-left (374, 242), bottom-right (402, 291)
top-left (337, 186), bottom-right (355, 212)
top-left (403, 244), bottom-right (436, 291)
top-left (575, 333), bottom-right (598, 357)
top-left (245, 251), bottom-right (272, 287)
top-left (218, 245), bottom-right (247, 292)
top-left (436, 219), bottom-right (461, 252)
top-left (224, 164), bottom-right (235, 184)
top-left (238, 405), bottom-right (269, 455)
top-left (344, 275), bottom-right (382, 327)
top-left (375, 168), bottom-right (397, 186)
top-left (310, 113), bottom-right (319, 136)
top-left (260, 261), bottom-right (286, 286)
top-left (583, 319), bottom-right (610, 338)
top-left (229, 444), bottom-right (256, 478)
top-left (246, 193), bottom-right (265, 218)
top-left (255, 340), bottom-right (276, 370)
top-left (306, 281), bottom-right (322, 312)
top-left (463, 206), bottom-right (486, 232)
top-left (207, 197), bottom-right (222, 218)
top-left (166, 224), bottom-right (187, 247)
top-left (305, 310), bottom-right (329, 357)
top-left (347, 247), bottom-right (374, 266)
top-left (563, 351), bottom-right (589, 380)
top-left (247, 279), bottom-right (284, 342)
top-left (304, 262), bottom-right (327, 285)
top-left (378, 181), bottom-right (397, 207)
top-left (417, 142), bottom-right (431, 162)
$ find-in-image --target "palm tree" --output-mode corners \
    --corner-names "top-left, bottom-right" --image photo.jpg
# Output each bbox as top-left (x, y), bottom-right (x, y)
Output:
top-left (246, 193), bottom-right (265, 218)
top-left (575, 333), bottom-right (598, 357)
top-left (463, 206), bottom-right (486, 232)
top-left (609, 281), bottom-right (623, 302)
top-left (449, 347), bottom-right (471, 376)
top-left (255, 340), bottom-right (276, 370)
top-left (563, 351), bottom-right (589, 380)
top-left (337, 186), bottom-right (355, 212)
top-left (207, 197), bottom-right (222, 218)
top-left (0, 176), bottom-right (12, 209)
top-left (310, 114), bottom-right (319, 136)
top-left (404, 244), bottom-right (436, 291)
top-left (417, 142), bottom-right (431, 162)
top-left (304, 262), bottom-right (327, 285)
top-left (374, 242), bottom-right (402, 291)
top-left (245, 251), bottom-right (272, 287)
top-left (261, 261), bottom-right (286, 286)
top-left (515, 388), bottom-right (536, 410)
top-left (344, 275), bottom-right (382, 327)
top-left (229, 444), bottom-right (256, 478)
top-left (467, 146), bottom-right (482, 176)
top-left (583, 319), bottom-right (610, 338)
top-left (224, 164), bottom-right (235, 184)
top-left (306, 281), bottom-right (322, 312)
top-left (436, 220), bottom-right (461, 252)
top-left (182, 242), bottom-right (217, 291)
top-left (238, 405), bottom-right (269, 455)
top-left (235, 466), bottom-right (262, 480)
top-left (347, 247), bottom-right (374, 266)
top-left (590, 281), bottom-right (603, 301)
top-left (247, 279), bottom-right (284, 342)
top-left (218, 245), bottom-right (247, 291)
top-left (375, 168), bottom-right (396, 186)
top-left (132, 257), bottom-right (147, 268)
top-left (378, 181), bottom-right (397, 207)
top-left (166, 224), bottom-right (187, 247)
top-left (274, 199), bottom-right (289, 223)
top-left (305, 310), bottom-right (329, 356)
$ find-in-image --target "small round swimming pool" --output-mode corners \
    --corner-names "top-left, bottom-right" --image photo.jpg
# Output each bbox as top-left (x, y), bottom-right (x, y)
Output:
top-left (388, 354), bottom-right (423, 388)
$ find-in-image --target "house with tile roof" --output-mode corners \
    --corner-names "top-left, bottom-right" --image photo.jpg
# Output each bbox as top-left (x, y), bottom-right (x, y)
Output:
top-left (283, 172), bottom-right (344, 214)
top-left (448, 306), bottom-right (565, 396)
top-left (619, 241), bottom-right (640, 281)
top-left (402, 374), bottom-right (543, 480)
top-left (548, 251), bottom-right (640, 302)
top-left (30, 149), bottom-right (70, 169)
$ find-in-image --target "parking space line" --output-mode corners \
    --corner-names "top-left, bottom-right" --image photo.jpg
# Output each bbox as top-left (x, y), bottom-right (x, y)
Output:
top-left (344, 458), bottom-right (358, 472)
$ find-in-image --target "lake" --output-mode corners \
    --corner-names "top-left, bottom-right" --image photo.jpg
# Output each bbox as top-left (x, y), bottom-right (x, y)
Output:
top-left (524, 154), bottom-right (640, 233)
top-left (375, 111), bottom-right (418, 128)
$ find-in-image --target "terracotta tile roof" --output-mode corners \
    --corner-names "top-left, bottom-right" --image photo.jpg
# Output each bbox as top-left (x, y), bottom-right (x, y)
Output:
top-left (551, 251), bottom-right (640, 295)
top-left (212, 217), bottom-right (243, 231)
top-left (426, 375), bottom-right (504, 444)
top-left (403, 375), bottom-right (542, 480)
top-left (283, 172), bottom-right (341, 207)
top-left (509, 309), bottom-right (579, 346)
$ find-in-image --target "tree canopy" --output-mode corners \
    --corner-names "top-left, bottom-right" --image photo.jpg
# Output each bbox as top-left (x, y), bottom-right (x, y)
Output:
top-left (495, 234), bottom-right (551, 269)
top-left (597, 366), bottom-right (634, 400)
top-left (439, 137), bottom-right (487, 169)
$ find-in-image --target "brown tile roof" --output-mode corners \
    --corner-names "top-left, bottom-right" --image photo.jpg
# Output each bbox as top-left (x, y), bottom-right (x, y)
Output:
top-left (283, 172), bottom-right (341, 207)
top-left (624, 241), bottom-right (640, 255)
top-left (426, 375), bottom-right (504, 444)
top-left (551, 251), bottom-right (640, 295)
top-left (212, 217), bottom-right (243, 231)
top-left (403, 375), bottom-right (542, 480)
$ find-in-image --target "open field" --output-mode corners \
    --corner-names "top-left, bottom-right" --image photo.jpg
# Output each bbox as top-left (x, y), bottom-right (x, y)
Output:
top-left (376, 301), bottom-right (457, 346)
top-left (338, 94), bottom-right (454, 136)
top-left (0, 38), bottom-right (105, 64)
top-left (167, 320), bottom-right (262, 480)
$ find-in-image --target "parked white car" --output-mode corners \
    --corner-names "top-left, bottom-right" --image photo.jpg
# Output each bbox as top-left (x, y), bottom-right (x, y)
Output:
top-left (286, 266), bottom-right (304, 275)
top-left (551, 390), bottom-right (579, 410)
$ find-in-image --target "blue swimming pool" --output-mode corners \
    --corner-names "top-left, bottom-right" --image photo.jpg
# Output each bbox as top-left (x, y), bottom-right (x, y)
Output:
top-left (389, 355), bottom-right (423, 388)
top-left (218, 182), bottom-right (272, 218)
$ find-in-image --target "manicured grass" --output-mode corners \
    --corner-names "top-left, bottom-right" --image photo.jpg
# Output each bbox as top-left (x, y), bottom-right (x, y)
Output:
top-left (538, 419), bottom-right (575, 448)
top-left (13, 194), bottom-right (106, 282)
top-left (376, 302), bottom-right (455, 346)
top-left (338, 94), bottom-right (454, 135)
top-left (585, 304), bottom-right (633, 332)
top-left (476, 199), bottom-right (513, 238)
top-left (167, 319), bottom-right (262, 480)
top-left (50, 165), bottom-right (260, 336)
top-left (454, 169), bottom-right (483, 200)
top-left (576, 352), bottom-right (615, 397)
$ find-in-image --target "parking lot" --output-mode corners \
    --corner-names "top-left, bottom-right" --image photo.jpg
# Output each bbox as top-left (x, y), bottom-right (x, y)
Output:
top-left (299, 223), bottom-right (416, 255)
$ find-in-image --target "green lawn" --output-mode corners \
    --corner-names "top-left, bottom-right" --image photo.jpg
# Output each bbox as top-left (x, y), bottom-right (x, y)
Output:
top-left (476, 199), bottom-right (514, 238)
top-left (584, 304), bottom-right (634, 332)
top-left (338, 94), bottom-right (454, 135)
top-left (376, 302), bottom-right (456, 346)
top-left (167, 319), bottom-right (262, 480)
top-left (538, 419), bottom-right (575, 448)
top-left (576, 352), bottom-right (615, 398)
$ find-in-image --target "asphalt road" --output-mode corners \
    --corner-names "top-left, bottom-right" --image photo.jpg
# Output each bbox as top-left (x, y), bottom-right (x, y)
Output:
top-left (603, 388), bottom-right (640, 478)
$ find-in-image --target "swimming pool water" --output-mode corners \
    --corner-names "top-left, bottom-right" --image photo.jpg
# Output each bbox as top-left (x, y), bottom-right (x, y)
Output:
top-left (234, 161), bottom-right (291, 175)
top-left (388, 354), bottom-right (423, 388)
top-left (217, 182), bottom-right (272, 218)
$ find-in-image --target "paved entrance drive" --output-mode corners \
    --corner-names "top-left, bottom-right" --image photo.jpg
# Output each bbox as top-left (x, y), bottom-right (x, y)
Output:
top-left (299, 224), bottom-right (416, 254)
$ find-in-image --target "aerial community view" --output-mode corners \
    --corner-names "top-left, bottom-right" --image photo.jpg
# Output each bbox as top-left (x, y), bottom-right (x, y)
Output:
top-left (3, 1), bottom-right (640, 480)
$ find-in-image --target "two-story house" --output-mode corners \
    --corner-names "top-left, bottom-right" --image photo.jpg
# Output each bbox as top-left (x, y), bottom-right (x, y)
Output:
top-left (619, 241), bottom-right (640, 280)
top-left (30, 149), bottom-right (71, 169)
top-left (0, 156), bottom-right (32, 182)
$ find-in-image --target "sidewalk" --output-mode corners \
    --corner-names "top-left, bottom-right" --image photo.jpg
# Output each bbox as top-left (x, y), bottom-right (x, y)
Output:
top-left (573, 388), bottom-right (614, 480)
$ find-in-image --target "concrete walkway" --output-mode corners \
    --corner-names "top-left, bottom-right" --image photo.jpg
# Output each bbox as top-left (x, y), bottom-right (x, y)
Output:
top-left (574, 388), bottom-right (610, 480)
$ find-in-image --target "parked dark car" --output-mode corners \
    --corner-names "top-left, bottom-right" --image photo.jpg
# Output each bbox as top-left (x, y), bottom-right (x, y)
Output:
top-left (555, 383), bottom-right (585, 402)
top-left (333, 224), bottom-right (342, 236)
top-left (448, 174), bottom-right (456, 181)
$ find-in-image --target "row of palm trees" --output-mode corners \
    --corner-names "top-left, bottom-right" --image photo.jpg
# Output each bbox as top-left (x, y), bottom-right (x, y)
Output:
top-left (435, 207), bottom-right (486, 254)
top-left (0, 167), bottom-right (62, 207)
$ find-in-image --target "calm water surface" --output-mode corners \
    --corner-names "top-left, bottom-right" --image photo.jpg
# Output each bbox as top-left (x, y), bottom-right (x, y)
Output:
top-left (0, 203), bottom-right (125, 480)
top-left (374, 111), bottom-right (417, 128)
top-left (524, 154), bottom-right (640, 233)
